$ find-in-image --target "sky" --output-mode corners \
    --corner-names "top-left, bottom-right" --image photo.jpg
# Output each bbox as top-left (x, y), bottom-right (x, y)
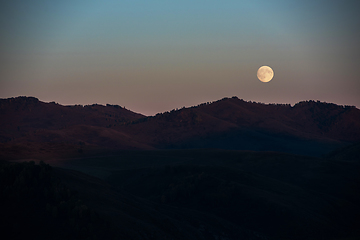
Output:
top-left (1, 0), bottom-right (359, 115)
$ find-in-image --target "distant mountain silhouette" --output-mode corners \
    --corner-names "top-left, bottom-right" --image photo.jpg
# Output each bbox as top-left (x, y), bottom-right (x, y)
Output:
top-left (1, 96), bottom-right (360, 159)
top-left (117, 97), bottom-right (360, 156)
top-left (0, 96), bottom-right (149, 159)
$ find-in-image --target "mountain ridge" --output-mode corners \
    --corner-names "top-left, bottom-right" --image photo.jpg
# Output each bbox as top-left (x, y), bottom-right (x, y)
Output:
top-left (1, 96), bottom-right (359, 159)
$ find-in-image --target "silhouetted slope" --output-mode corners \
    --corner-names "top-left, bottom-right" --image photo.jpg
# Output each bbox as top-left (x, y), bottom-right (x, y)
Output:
top-left (117, 97), bottom-right (360, 155)
top-left (0, 161), bottom-right (116, 240)
top-left (1, 96), bottom-right (360, 158)
top-left (0, 97), bottom-right (151, 159)
top-left (201, 97), bottom-right (360, 141)
top-left (326, 142), bottom-right (360, 162)
top-left (1, 160), bottom-right (266, 240)
top-left (54, 165), bottom-right (265, 240)
top-left (48, 149), bottom-right (360, 240)
top-left (0, 96), bottom-right (144, 136)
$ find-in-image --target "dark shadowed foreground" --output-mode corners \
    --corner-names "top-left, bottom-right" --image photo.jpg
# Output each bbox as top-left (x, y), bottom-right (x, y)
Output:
top-left (2, 146), bottom-right (360, 240)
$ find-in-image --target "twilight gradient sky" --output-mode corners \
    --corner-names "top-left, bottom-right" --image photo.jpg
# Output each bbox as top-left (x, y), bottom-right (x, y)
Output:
top-left (1, 0), bottom-right (359, 115)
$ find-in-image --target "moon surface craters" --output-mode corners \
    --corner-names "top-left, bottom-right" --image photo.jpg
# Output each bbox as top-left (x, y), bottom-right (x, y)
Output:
top-left (257, 66), bottom-right (274, 82)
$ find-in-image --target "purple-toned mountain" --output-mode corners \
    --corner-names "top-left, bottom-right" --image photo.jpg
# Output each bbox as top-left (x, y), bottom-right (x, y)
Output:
top-left (0, 97), bottom-right (148, 159)
top-left (1, 96), bottom-right (359, 159)
top-left (115, 97), bottom-right (360, 156)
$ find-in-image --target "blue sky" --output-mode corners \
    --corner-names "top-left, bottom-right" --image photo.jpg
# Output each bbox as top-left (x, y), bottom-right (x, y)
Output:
top-left (1, 0), bottom-right (359, 115)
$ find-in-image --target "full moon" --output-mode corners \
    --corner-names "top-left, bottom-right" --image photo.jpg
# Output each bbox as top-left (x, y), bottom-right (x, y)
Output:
top-left (257, 66), bottom-right (274, 82)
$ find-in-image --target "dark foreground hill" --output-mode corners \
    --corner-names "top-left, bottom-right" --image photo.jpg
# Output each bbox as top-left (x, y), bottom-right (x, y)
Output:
top-left (1, 96), bottom-right (360, 159)
top-left (0, 161), bottom-right (117, 240)
top-left (3, 147), bottom-right (360, 240)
